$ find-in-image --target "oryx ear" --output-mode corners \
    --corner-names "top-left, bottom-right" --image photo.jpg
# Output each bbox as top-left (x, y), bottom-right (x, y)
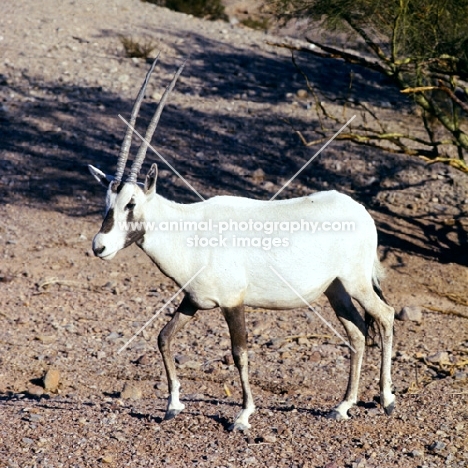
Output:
top-left (144, 163), bottom-right (158, 194)
top-left (88, 165), bottom-right (114, 188)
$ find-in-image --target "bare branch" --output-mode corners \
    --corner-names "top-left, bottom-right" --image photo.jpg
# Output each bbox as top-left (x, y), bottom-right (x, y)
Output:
top-left (420, 156), bottom-right (468, 173)
top-left (343, 16), bottom-right (392, 67)
top-left (437, 81), bottom-right (468, 114)
top-left (401, 86), bottom-right (438, 94)
top-left (267, 39), bottom-right (388, 75)
top-left (424, 305), bottom-right (468, 318)
top-left (294, 128), bottom-right (468, 172)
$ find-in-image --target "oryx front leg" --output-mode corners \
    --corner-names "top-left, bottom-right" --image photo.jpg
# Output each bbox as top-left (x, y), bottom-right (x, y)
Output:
top-left (222, 305), bottom-right (255, 431)
top-left (157, 295), bottom-right (198, 421)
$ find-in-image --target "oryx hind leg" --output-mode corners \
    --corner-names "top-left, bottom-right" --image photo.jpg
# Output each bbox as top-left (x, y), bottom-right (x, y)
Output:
top-left (342, 278), bottom-right (396, 416)
top-left (221, 305), bottom-right (255, 431)
top-left (158, 295), bottom-right (198, 420)
top-left (325, 279), bottom-right (366, 420)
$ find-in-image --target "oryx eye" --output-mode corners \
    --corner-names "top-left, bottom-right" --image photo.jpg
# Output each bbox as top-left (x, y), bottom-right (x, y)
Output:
top-left (125, 202), bottom-right (136, 211)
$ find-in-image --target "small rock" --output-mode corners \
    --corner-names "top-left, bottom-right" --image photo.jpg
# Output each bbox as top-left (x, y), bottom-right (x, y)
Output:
top-left (22, 437), bottom-right (34, 445)
top-left (426, 351), bottom-right (450, 364)
top-left (35, 334), bottom-right (56, 344)
top-left (96, 351), bottom-right (106, 360)
top-left (175, 354), bottom-right (191, 365)
top-left (27, 384), bottom-right (44, 396)
top-left (409, 449), bottom-right (424, 458)
top-left (37, 437), bottom-right (48, 447)
top-left (445, 453), bottom-right (455, 464)
top-left (28, 414), bottom-right (43, 422)
top-left (251, 168), bottom-right (265, 183)
top-left (136, 354), bottom-right (149, 365)
top-left (120, 383), bottom-right (142, 400)
top-left (151, 91), bottom-right (162, 101)
top-left (106, 331), bottom-right (120, 341)
top-left (263, 434), bottom-right (277, 443)
top-left (223, 354), bottom-right (234, 366)
top-left (296, 89), bottom-right (308, 99)
top-left (429, 441), bottom-right (446, 452)
top-left (367, 407), bottom-right (380, 417)
top-left (396, 350), bottom-right (411, 361)
top-left (118, 74), bottom-right (129, 83)
top-left (297, 337), bottom-right (309, 346)
top-left (183, 361), bottom-right (200, 370)
top-left (324, 463), bottom-right (338, 468)
top-left (276, 425), bottom-right (292, 437)
top-left (251, 326), bottom-right (263, 336)
top-left (396, 306), bottom-right (423, 323)
top-left (267, 337), bottom-right (284, 348)
top-left (43, 368), bottom-right (60, 392)
top-left (309, 351), bottom-right (322, 363)
top-left (101, 454), bottom-right (114, 464)
top-left (352, 457), bottom-right (366, 468)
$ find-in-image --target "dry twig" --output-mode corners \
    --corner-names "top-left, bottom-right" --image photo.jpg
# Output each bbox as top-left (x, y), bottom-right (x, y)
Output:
top-left (423, 305), bottom-right (468, 319)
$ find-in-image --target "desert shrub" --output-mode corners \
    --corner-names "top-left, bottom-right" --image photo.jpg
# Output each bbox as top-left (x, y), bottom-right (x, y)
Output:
top-left (270, 0), bottom-right (468, 172)
top-left (240, 17), bottom-right (270, 31)
top-left (143, 0), bottom-right (227, 21)
top-left (119, 36), bottom-right (157, 59)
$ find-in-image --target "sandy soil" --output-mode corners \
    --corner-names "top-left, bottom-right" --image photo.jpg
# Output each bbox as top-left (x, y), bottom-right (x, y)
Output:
top-left (0, 1), bottom-right (467, 467)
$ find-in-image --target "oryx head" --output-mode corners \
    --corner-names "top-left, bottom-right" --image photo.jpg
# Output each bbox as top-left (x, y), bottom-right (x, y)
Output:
top-left (89, 56), bottom-right (184, 260)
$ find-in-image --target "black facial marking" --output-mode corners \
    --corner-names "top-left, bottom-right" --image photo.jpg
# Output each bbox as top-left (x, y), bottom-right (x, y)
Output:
top-left (100, 208), bottom-right (115, 234)
top-left (123, 205), bottom-right (145, 248)
top-left (125, 199), bottom-right (136, 211)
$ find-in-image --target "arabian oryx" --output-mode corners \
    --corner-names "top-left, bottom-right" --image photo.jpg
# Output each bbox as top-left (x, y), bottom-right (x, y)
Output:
top-left (88, 57), bottom-right (395, 431)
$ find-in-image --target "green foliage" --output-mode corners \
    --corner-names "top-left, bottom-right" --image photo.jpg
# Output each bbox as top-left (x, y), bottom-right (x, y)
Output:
top-left (271, 0), bottom-right (468, 171)
top-left (143, 0), bottom-right (227, 21)
top-left (272, 0), bottom-right (468, 73)
top-left (119, 36), bottom-right (157, 59)
top-left (240, 17), bottom-right (271, 31)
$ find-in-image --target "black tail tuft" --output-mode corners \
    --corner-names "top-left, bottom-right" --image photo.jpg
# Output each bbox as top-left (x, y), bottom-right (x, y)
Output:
top-left (365, 310), bottom-right (378, 346)
top-left (373, 278), bottom-right (389, 305)
top-left (365, 280), bottom-right (387, 346)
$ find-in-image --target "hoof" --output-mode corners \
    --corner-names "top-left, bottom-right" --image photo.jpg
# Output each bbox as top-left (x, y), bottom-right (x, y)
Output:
top-left (326, 410), bottom-right (347, 421)
top-left (384, 401), bottom-right (395, 416)
top-left (164, 409), bottom-right (183, 421)
top-left (228, 422), bottom-right (250, 432)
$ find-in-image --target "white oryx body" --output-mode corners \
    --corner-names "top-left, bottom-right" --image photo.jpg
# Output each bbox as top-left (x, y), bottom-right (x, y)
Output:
top-left (89, 58), bottom-right (395, 431)
top-left (95, 186), bottom-right (377, 310)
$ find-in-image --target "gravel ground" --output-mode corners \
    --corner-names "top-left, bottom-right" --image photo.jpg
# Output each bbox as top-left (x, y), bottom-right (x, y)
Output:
top-left (0, 1), bottom-right (467, 467)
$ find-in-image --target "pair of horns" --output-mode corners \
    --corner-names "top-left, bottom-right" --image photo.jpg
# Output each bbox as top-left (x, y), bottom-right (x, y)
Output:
top-left (114, 54), bottom-right (186, 184)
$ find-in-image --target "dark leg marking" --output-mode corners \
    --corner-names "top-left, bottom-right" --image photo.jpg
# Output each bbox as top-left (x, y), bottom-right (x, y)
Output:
top-left (222, 305), bottom-right (255, 431)
top-left (158, 295), bottom-right (198, 420)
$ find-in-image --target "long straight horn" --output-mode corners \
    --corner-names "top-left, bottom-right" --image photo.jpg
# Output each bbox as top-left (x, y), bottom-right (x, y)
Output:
top-left (114, 53), bottom-right (160, 183)
top-left (127, 60), bottom-right (186, 184)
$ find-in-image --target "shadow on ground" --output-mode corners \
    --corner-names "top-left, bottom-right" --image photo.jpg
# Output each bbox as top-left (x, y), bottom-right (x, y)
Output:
top-left (0, 29), bottom-right (466, 265)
